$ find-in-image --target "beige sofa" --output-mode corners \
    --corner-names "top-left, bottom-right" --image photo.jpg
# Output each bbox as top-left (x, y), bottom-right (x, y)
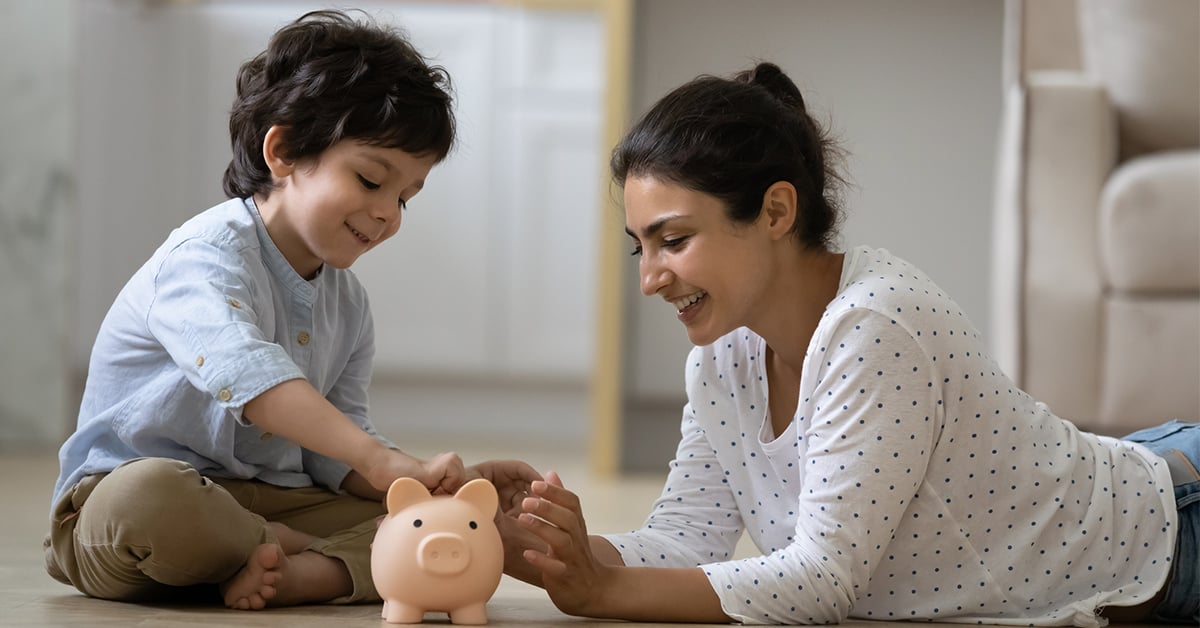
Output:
top-left (992, 0), bottom-right (1200, 436)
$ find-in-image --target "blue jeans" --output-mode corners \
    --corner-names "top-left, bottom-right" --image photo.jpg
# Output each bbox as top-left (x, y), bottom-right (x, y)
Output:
top-left (1123, 420), bottom-right (1200, 624)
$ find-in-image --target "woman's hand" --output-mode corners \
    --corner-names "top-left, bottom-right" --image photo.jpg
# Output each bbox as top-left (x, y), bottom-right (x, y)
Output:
top-left (518, 471), bottom-right (615, 616)
top-left (466, 459), bottom-right (542, 514)
top-left (467, 460), bottom-right (547, 584)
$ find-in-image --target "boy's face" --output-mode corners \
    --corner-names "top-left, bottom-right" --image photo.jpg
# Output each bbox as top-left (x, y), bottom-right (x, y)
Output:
top-left (261, 137), bottom-right (437, 279)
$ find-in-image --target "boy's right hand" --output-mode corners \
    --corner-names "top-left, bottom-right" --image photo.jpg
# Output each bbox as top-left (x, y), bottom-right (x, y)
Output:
top-left (359, 446), bottom-right (466, 497)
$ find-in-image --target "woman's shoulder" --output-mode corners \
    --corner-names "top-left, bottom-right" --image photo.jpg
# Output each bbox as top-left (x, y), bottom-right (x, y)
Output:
top-left (830, 246), bottom-right (963, 318)
top-left (685, 328), bottom-right (763, 382)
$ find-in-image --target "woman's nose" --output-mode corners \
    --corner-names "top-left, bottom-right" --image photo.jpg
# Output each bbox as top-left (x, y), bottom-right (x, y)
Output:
top-left (640, 259), bottom-right (670, 296)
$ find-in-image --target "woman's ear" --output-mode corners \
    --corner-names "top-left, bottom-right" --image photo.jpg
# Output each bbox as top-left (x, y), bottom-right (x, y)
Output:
top-left (760, 181), bottom-right (798, 240)
top-left (262, 125), bottom-right (295, 178)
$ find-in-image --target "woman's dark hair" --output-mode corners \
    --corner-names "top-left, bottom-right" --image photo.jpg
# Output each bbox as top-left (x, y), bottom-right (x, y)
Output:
top-left (611, 62), bottom-right (844, 250)
top-left (223, 9), bottom-right (456, 199)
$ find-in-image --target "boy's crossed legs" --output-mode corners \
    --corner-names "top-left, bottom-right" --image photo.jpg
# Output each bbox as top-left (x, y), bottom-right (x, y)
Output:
top-left (45, 457), bottom-right (385, 608)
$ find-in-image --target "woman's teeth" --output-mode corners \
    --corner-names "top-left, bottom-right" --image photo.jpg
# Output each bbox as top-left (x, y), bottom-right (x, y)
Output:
top-left (672, 290), bottom-right (706, 312)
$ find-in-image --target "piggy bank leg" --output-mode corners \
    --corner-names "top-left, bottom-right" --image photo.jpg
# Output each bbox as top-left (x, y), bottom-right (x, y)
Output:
top-left (448, 602), bottom-right (488, 625)
top-left (382, 599), bottom-right (424, 624)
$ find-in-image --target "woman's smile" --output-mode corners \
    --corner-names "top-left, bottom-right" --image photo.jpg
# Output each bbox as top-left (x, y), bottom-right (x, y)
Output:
top-left (672, 289), bottom-right (708, 322)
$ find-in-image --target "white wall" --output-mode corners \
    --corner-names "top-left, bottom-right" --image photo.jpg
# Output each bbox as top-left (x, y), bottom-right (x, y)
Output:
top-left (0, 0), bottom-right (75, 450)
top-left (70, 1), bottom-right (605, 444)
top-left (623, 0), bottom-right (1005, 399)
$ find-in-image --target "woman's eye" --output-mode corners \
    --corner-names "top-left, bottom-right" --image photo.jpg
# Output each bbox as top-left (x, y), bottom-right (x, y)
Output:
top-left (398, 198), bottom-right (408, 211)
top-left (662, 236), bottom-right (687, 249)
top-left (629, 244), bottom-right (643, 257)
top-left (358, 175), bottom-right (380, 191)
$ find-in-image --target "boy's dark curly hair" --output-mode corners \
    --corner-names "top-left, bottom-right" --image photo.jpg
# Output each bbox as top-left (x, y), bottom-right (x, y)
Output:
top-left (223, 9), bottom-right (456, 199)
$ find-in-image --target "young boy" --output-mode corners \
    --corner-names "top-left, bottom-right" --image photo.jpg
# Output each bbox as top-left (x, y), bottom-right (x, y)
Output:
top-left (45, 9), bottom-right (539, 610)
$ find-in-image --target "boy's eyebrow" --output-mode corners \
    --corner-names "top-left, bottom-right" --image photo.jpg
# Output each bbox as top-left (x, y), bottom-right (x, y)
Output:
top-left (357, 150), bottom-right (425, 190)
top-left (625, 213), bottom-right (685, 240)
top-left (359, 152), bottom-right (397, 171)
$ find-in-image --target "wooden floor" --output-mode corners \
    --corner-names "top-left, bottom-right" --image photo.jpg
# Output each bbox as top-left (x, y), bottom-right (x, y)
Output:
top-left (1, 442), bottom-right (1161, 627)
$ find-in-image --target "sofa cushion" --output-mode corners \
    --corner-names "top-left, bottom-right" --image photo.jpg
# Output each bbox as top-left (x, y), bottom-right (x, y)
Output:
top-left (1100, 296), bottom-right (1200, 433)
top-left (1078, 0), bottom-right (1200, 158)
top-left (1099, 150), bottom-right (1200, 293)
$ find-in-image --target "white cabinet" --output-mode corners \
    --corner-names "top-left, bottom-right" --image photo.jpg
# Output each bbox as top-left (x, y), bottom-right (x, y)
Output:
top-left (75, 1), bottom-right (605, 383)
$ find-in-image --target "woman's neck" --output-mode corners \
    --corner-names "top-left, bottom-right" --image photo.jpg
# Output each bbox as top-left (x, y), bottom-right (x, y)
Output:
top-left (752, 247), bottom-right (844, 374)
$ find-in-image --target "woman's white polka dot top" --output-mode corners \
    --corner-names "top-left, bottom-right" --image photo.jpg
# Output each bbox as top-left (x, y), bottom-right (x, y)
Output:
top-left (603, 246), bottom-right (1176, 626)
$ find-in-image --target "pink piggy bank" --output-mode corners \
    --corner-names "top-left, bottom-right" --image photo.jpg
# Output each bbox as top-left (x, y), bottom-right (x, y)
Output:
top-left (371, 477), bottom-right (503, 625)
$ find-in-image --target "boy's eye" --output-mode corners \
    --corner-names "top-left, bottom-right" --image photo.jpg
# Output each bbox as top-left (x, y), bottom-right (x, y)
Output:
top-left (629, 243), bottom-right (643, 257)
top-left (398, 198), bottom-right (408, 211)
top-left (358, 175), bottom-right (380, 190)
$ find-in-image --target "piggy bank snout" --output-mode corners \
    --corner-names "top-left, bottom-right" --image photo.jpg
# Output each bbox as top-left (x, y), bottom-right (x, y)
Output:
top-left (416, 532), bottom-right (471, 575)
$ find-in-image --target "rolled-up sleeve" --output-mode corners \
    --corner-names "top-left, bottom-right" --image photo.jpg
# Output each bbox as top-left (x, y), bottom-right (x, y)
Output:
top-left (146, 238), bottom-right (304, 424)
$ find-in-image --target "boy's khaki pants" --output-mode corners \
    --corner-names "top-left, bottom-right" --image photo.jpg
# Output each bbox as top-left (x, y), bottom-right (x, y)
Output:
top-left (44, 457), bottom-right (385, 604)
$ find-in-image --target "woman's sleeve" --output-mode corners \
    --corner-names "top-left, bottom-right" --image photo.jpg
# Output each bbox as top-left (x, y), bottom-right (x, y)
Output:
top-left (602, 402), bottom-right (746, 567)
top-left (603, 347), bottom-right (745, 567)
top-left (702, 309), bottom-right (941, 624)
top-left (146, 238), bottom-right (304, 425)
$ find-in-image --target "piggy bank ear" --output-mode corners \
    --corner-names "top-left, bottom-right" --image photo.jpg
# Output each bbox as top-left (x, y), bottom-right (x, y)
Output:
top-left (386, 477), bottom-right (432, 515)
top-left (454, 479), bottom-right (499, 517)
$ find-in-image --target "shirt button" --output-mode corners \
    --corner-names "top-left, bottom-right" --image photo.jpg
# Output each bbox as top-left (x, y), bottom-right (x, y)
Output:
top-left (228, 299), bottom-right (241, 309)
top-left (260, 432), bottom-right (273, 441)
top-left (297, 331), bottom-right (311, 346)
top-left (195, 356), bottom-right (204, 367)
top-left (217, 388), bottom-right (232, 402)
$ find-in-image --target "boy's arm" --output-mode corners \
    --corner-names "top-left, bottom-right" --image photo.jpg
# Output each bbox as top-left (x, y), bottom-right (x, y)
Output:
top-left (243, 378), bottom-right (463, 494)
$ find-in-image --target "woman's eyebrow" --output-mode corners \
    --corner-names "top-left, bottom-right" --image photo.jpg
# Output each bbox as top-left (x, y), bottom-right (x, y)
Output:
top-left (625, 214), bottom-right (685, 240)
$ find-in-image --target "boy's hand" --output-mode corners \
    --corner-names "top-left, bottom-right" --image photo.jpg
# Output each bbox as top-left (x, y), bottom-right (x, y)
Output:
top-left (420, 450), bottom-right (468, 495)
top-left (358, 446), bottom-right (466, 496)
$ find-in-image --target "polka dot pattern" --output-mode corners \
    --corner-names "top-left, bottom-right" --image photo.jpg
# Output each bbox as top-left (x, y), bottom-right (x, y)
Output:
top-left (603, 247), bottom-right (1175, 625)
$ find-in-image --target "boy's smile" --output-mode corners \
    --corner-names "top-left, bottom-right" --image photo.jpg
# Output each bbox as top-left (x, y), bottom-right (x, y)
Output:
top-left (255, 130), bottom-right (437, 279)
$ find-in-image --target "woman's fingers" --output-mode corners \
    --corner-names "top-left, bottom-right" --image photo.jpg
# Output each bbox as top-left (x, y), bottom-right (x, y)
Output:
top-left (529, 476), bottom-right (581, 514)
top-left (522, 548), bottom-right (568, 578)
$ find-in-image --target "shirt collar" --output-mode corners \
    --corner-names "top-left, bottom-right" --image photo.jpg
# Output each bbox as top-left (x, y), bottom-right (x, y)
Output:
top-left (243, 196), bottom-right (319, 300)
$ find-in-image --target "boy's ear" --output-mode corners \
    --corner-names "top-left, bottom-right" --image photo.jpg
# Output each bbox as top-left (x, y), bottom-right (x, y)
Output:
top-left (262, 125), bottom-right (295, 178)
top-left (760, 181), bottom-right (798, 239)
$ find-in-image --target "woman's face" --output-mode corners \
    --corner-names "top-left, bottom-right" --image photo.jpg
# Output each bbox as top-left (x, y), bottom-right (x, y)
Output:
top-left (624, 175), bottom-right (774, 346)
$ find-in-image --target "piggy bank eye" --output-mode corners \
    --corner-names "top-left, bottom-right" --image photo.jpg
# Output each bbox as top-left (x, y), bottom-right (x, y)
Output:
top-left (469, 521), bottom-right (478, 530)
top-left (412, 519), bottom-right (423, 528)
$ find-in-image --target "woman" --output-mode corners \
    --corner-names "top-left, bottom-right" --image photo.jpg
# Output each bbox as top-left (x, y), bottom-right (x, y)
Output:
top-left (509, 62), bottom-right (1198, 625)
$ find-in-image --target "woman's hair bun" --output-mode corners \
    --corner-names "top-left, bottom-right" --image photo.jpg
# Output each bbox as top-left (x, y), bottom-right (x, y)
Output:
top-left (738, 61), bottom-right (806, 112)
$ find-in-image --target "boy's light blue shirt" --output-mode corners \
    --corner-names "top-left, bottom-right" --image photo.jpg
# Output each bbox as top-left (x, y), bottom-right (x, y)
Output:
top-left (53, 197), bottom-right (392, 505)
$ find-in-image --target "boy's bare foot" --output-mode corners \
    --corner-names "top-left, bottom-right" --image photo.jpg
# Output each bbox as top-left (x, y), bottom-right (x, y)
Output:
top-left (268, 521), bottom-right (318, 554)
top-left (221, 543), bottom-right (285, 610)
top-left (221, 537), bottom-right (355, 610)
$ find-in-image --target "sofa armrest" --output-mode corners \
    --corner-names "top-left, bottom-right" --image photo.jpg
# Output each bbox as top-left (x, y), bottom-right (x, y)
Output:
top-left (999, 71), bottom-right (1117, 427)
